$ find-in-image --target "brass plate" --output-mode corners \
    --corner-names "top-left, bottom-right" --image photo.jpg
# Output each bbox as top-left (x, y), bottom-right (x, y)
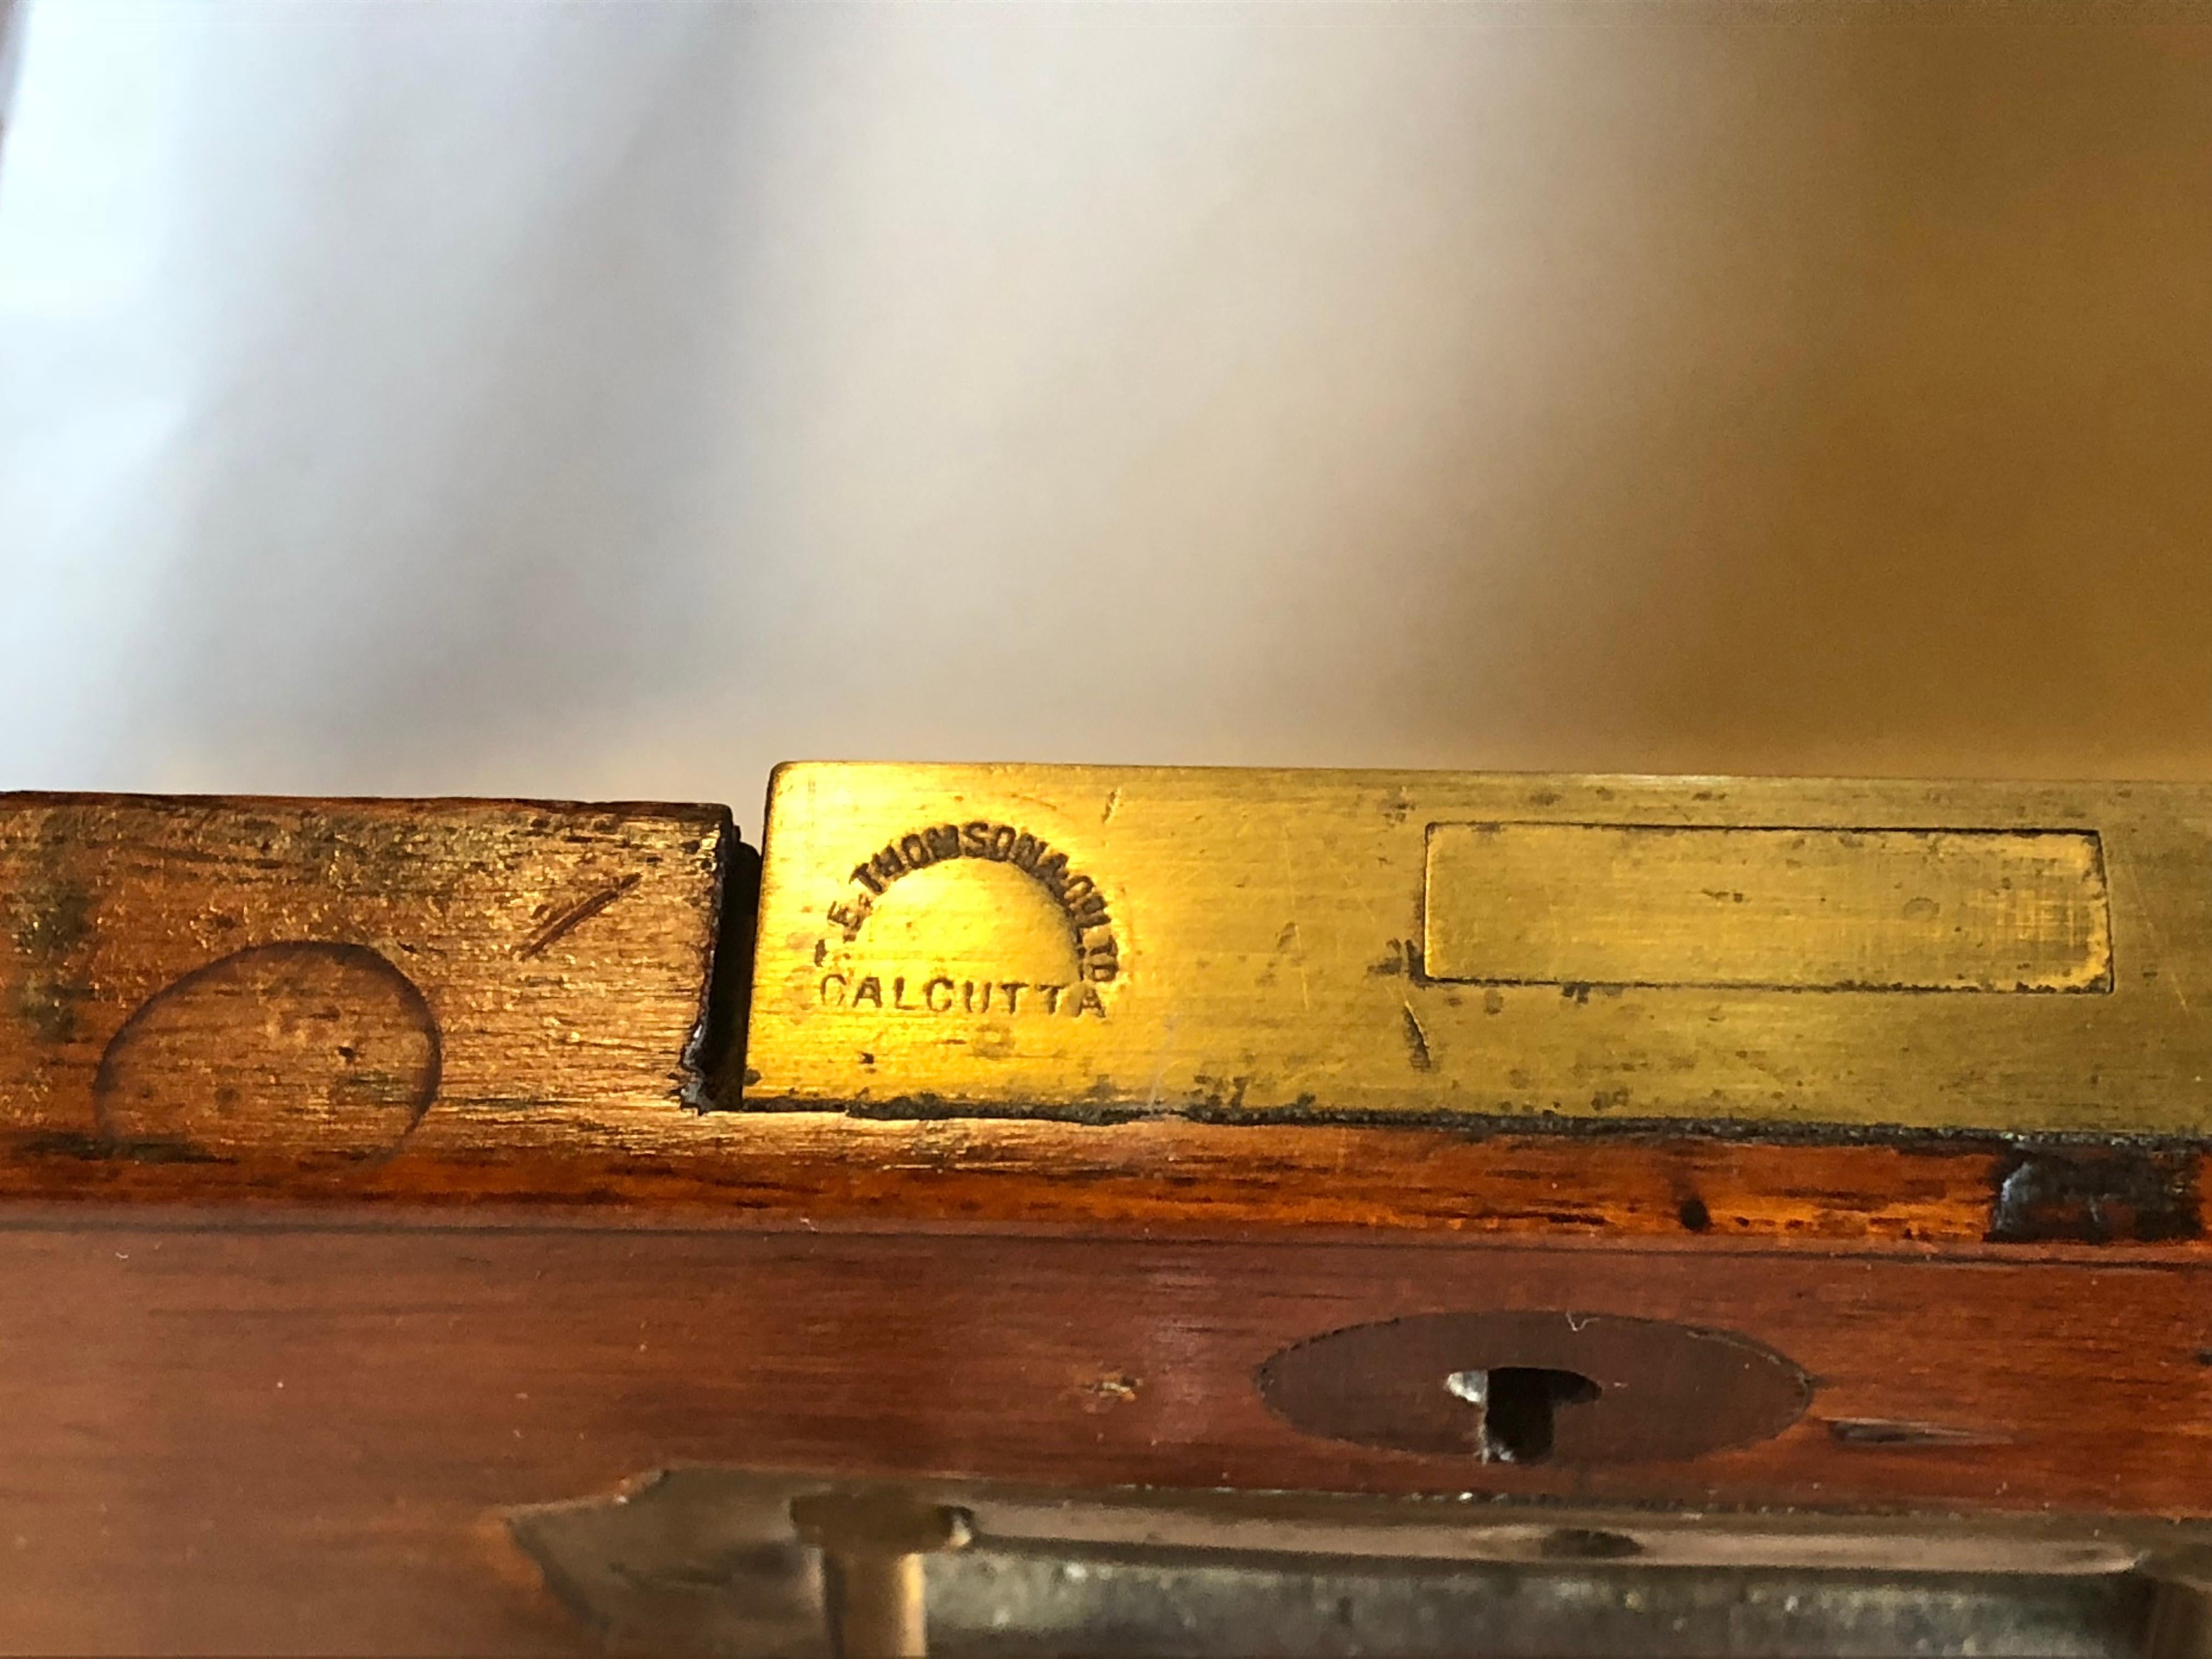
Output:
top-left (744, 765), bottom-right (2212, 1137)
top-left (1422, 823), bottom-right (2111, 992)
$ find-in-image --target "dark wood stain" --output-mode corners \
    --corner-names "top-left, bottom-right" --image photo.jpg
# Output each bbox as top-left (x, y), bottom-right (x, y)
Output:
top-left (1985, 1148), bottom-right (2201, 1244)
top-left (9, 870), bottom-right (94, 1044)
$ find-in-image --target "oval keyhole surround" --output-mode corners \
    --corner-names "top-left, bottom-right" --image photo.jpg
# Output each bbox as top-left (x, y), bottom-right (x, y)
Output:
top-left (1257, 1311), bottom-right (1810, 1464)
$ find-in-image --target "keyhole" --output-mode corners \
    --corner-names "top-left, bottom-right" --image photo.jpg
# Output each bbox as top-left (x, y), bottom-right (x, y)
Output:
top-left (1261, 1312), bottom-right (1808, 1464)
top-left (1444, 1366), bottom-right (1602, 1463)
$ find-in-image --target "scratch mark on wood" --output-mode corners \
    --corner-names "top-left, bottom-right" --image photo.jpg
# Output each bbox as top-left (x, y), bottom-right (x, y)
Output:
top-left (519, 873), bottom-right (642, 960)
top-left (1828, 1419), bottom-right (2012, 1448)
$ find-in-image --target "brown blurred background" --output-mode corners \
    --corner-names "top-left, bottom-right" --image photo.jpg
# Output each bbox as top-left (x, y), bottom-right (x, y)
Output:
top-left (2, 1), bottom-right (2209, 810)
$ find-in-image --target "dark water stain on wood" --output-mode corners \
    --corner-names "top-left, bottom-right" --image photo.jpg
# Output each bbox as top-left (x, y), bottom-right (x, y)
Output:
top-left (1985, 1147), bottom-right (2199, 1244)
top-left (14, 1130), bottom-right (224, 1165)
top-left (9, 874), bottom-right (94, 1044)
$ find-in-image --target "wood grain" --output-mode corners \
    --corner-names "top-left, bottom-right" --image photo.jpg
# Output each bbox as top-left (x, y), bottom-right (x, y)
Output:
top-left (6, 1217), bottom-right (2212, 1652)
top-left (5, 792), bottom-right (2212, 1650)
top-left (2, 1095), bottom-right (2196, 1256)
top-left (2, 791), bottom-right (2202, 1260)
top-left (0, 792), bottom-right (733, 1171)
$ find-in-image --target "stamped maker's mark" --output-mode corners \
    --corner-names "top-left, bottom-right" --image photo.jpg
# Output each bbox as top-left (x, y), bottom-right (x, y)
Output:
top-left (817, 819), bottom-right (1121, 1022)
top-left (817, 972), bottom-right (1105, 1019)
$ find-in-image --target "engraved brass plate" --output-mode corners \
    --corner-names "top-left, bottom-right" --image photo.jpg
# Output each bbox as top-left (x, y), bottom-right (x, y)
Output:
top-left (1423, 823), bottom-right (2111, 992)
top-left (744, 765), bottom-right (2212, 1137)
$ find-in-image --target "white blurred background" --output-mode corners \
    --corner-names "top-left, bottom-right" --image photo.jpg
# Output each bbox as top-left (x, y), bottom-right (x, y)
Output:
top-left (4, 1), bottom-right (2211, 828)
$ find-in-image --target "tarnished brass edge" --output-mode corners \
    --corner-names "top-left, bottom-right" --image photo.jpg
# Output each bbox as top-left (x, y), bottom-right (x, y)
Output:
top-left (727, 1090), bottom-right (2212, 1152)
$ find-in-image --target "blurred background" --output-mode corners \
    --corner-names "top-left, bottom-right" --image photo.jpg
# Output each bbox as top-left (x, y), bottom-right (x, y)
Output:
top-left (3, 0), bottom-right (2211, 826)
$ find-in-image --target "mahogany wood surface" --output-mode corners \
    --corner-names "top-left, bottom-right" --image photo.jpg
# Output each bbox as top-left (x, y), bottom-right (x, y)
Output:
top-left (2, 793), bottom-right (2209, 1651)
top-left (7, 1216), bottom-right (2212, 1653)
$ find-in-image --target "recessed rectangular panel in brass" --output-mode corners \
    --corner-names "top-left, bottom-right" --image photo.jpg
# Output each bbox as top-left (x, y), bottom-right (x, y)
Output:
top-left (744, 764), bottom-right (2212, 1138)
top-left (1423, 823), bottom-right (2111, 993)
